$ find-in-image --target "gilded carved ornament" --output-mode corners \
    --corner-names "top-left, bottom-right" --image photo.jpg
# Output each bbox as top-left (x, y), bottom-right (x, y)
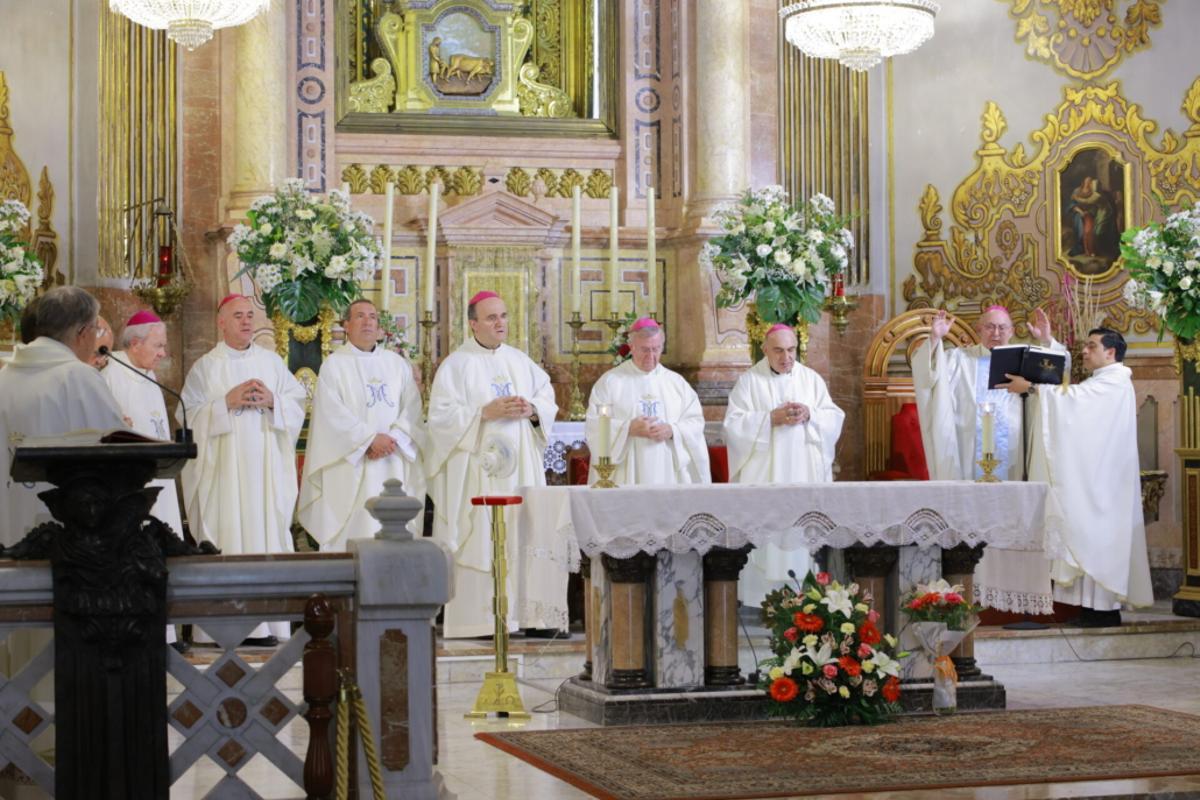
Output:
top-left (1002, 0), bottom-right (1163, 81)
top-left (347, 57), bottom-right (396, 114)
top-left (906, 80), bottom-right (1200, 340)
top-left (0, 72), bottom-right (32, 224)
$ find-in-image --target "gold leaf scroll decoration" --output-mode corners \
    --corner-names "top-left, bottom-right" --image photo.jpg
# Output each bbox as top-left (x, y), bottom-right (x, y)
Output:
top-left (341, 164), bottom-right (369, 194)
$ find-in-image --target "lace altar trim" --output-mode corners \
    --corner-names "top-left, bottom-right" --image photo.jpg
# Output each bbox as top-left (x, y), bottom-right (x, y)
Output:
top-left (974, 584), bottom-right (1056, 615)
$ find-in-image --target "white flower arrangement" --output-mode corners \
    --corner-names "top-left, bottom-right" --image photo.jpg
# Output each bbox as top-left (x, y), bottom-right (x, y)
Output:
top-left (1122, 203), bottom-right (1200, 340)
top-left (0, 199), bottom-right (44, 324)
top-left (230, 178), bottom-right (381, 322)
top-left (701, 186), bottom-right (853, 325)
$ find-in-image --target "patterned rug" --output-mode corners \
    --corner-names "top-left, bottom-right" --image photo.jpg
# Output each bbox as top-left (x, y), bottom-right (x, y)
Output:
top-left (476, 705), bottom-right (1200, 799)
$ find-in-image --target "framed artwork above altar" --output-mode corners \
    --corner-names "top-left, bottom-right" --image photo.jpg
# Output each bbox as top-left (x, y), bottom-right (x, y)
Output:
top-left (336, 0), bottom-right (619, 138)
top-left (1054, 143), bottom-right (1132, 281)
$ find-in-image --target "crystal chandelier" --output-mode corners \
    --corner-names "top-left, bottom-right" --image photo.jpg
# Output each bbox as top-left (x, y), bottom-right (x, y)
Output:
top-left (109, 0), bottom-right (271, 50)
top-left (780, 0), bottom-right (940, 72)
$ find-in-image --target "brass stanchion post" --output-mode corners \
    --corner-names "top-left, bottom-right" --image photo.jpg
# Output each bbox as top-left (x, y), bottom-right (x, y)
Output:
top-left (566, 311), bottom-right (586, 421)
top-left (420, 310), bottom-right (436, 411)
top-left (465, 495), bottom-right (530, 719)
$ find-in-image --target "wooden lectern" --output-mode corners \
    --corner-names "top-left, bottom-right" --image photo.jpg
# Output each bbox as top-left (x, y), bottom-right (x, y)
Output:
top-left (2, 441), bottom-right (214, 800)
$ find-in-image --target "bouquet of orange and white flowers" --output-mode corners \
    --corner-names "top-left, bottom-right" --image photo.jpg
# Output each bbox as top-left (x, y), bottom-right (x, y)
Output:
top-left (901, 579), bottom-right (981, 714)
top-left (759, 571), bottom-right (906, 727)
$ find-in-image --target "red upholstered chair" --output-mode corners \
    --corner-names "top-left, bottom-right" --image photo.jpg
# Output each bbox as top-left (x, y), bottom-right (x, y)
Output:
top-left (869, 402), bottom-right (930, 481)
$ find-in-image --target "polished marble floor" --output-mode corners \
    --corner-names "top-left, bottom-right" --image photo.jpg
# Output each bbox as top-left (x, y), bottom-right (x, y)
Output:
top-left (160, 651), bottom-right (1200, 799)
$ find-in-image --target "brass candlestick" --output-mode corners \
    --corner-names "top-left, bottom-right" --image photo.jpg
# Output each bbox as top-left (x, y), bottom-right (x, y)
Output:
top-left (566, 311), bottom-right (586, 421)
top-left (604, 311), bottom-right (624, 341)
top-left (592, 456), bottom-right (618, 489)
top-left (975, 452), bottom-right (1002, 483)
top-left (824, 293), bottom-right (857, 336)
top-left (420, 310), bottom-right (437, 412)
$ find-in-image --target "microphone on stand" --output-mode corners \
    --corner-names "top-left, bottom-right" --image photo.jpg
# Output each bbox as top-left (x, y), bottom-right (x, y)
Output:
top-left (99, 345), bottom-right (192, 443)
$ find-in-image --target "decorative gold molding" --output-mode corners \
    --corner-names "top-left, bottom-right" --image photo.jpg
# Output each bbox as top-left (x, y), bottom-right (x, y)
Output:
top-left (272, 306), bottom-right (338, 361)
top-left (33, 167), bottom-right (61, 288)
top-left (347, 57), bottom-right (395, 114)
top-left (0, 71), bottom-right (32, 222)
top-left (516, 62), bottom-right (574, 118)
top-left (1002, 0), bottom-right (1163, 81)
top-left (339, 163), bottom-right (613, 199)
top-left (906, 80), bottom-right (1200, 339)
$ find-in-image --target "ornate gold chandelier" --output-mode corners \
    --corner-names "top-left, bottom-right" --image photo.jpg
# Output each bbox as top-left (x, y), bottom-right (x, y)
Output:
top-left (780, 0), bottom-right (940, 72)
top-left (108, 0), bottom-right (270, 50)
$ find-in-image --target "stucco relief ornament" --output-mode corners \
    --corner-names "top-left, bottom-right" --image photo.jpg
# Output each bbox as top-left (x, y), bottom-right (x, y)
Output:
top-left (1002, 0), bottom-right (1163, 80)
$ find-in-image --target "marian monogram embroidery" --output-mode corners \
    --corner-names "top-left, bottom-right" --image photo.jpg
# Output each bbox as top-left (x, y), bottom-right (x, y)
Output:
top-left (637, 395), bottom-right (662, 419)
top-left (365, 378), bottom-right (395, 409)
top-left (491, 376), bottom-right (514, 398)
top-left (150, 413), bottom-right (168, 440)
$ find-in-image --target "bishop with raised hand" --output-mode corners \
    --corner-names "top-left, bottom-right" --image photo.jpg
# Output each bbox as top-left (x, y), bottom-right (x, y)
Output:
top-left (426, 291), bottom-right (559, 638)
top-left (723, 323), bottom-right (844, 606)
top-left (103, 310), bottom-right (184, 535)
top-left (584, 318), bottom-right (710, 486)
top-left (1003, 328), bottom-right (1152, 626)
top-left (178, 294), bottom-right (307, 644)
top-left (299, 299), bottom-right (426, 549)
top-left (912, 305), bottom-right (1065, 482)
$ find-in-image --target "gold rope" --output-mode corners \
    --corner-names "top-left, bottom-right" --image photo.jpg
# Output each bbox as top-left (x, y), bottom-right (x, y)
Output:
top-left (334, 670), bottom-right (386, 800)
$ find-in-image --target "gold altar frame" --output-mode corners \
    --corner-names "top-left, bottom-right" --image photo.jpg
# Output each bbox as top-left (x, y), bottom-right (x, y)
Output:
top-left (335, 0), bottom-right (619, 138)
top-left (1053, 141), bottom-right (1133, 283)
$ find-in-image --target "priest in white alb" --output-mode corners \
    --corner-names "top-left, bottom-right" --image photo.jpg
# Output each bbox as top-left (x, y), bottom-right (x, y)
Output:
top-left (723, 323), bottom-right (844, 606)
top-left (584, 318), bottom-right (710, 486)
top-left (178, 294), bottom-right (306, 644)
top-left (103, 310), bottom-right (184, 534)
top-left (0, 286), bottom-right (126, 547)
top-left (1002, 327), bottom-right (1153, 626)
top-left (426, 291), bottom-right (560, 638)
top-left (912, 305), bottom-right (1066, 615)
top-left (299, 299), bottom-right (426, 549)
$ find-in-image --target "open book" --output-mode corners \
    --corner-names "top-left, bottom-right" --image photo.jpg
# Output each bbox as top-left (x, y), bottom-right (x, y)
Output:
top-left (987, 345), bottom-right (1067, 389)
top-left (14, 428), bottom-right (165, 448)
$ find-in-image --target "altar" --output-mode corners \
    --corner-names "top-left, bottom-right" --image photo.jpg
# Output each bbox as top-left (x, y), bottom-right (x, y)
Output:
top-left (518, 481), bottom-right (1056, 724)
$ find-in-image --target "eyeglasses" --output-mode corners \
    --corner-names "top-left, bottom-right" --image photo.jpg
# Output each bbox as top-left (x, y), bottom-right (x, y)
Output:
top-left (980, 324), bottom-right (1012, 333)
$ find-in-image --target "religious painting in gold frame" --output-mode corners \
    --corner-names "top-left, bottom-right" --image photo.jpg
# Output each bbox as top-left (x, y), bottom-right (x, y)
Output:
top-left (337, 0), bottom-right (619, 138)
top-left (1054, 143), bottom-right (1132, 281)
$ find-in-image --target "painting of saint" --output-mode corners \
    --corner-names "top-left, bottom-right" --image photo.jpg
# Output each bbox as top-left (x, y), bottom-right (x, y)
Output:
top-left (1057, 147), bottom-right (1128, 277)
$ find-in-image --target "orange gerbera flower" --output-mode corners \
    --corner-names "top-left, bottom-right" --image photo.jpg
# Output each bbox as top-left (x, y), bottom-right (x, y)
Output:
top-left (769, 676), bottom-right (799, 703)
top-left (838, 656), bottom-right (862, 677)
top-left (857, 620), bottom-right (882, 645)
top-left (882, 676), bottom-right (901, 703)
top-left (793, 612), bottom-right (824, 633)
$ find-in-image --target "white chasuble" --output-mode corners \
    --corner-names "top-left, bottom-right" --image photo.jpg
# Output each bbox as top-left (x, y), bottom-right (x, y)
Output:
top-left (1029, 363), bottom-right (1153, 609)
top-left (584, 359), bottom-right (710, 486)
top-left (426, 338), bottom-right (560, 638)
top-left (912, 338), bottom-right (1068, 615)
top-left (103, 351), bottom-right (184, 536)
top-left (723, 358), bottom-right (844, 606)
top-left (0, 337), bottom-right (126, 546)
top-left (298, 344), bottom-right (427, 549)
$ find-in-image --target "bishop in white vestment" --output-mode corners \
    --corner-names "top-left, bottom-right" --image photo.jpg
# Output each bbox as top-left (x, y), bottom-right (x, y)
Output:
top-left (724, 324), bottom-right (844, 606)
top-left (1004, 328), bottom-right (1153, 624)
top-left (584, 318), bottom-right (710, 486)
top-left (426, 292), bottom-right (560, 638)
top-left (299, 299), bottom-right (426, 549)
top-left (913, 305), bottom-right (1066, 614)
top-left (178, 294), bottom-right (306, 642)
top-left (103, 310), bottom-right (184, 535)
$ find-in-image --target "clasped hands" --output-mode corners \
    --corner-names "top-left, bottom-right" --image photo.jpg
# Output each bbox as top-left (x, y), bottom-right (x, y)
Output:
top-left (481, 395), bottom-right (536, 421)
top-left (366, 432), bottom-right (398, 460)
top-left (771, 402), bottom-right (810, 426)
top-left (225, 378), bottom-right (274, 411)
top-left (629, 416), bottom-right (674, 442)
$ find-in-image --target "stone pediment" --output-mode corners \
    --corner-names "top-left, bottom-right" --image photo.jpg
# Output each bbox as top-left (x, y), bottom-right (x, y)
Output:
top-left (436, 190), bottom-right (567, 247)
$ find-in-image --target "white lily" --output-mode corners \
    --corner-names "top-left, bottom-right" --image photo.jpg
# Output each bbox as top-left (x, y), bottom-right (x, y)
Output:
top-left (821, 586), bottom-right (855, 618)
top-left (870, 650), bottom-right (901, 678)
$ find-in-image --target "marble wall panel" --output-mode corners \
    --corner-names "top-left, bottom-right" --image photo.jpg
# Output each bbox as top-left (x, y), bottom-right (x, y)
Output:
top-left (653, 551), bottom-right (703, 688)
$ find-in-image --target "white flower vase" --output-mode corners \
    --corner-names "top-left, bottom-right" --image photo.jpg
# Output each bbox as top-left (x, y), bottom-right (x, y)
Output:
top-left (910, 621), bottom-right (977, 714)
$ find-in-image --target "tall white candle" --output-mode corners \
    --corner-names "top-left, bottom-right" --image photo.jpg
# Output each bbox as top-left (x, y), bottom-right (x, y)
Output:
top-left (597, 404), bottom-right (611, 460)
top-left (980, 402), bottom-right (995, 454)
top-left (381, 181), bottom-right (395, 311)
top-left (646, 180), bottom-right (656, 314)
top-left (608, 186), bottom-right (619, 315)
top-left (425, 180), bottom-right (440, 314)
top-left (571, 185), bottom-right (582, 314)
top-left (340, 181), bottom-right (350, 197)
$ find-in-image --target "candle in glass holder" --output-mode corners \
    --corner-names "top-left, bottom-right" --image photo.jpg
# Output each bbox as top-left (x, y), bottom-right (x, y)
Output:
top-left (597, 404), bottom-right (611, 460)
top-left (156, 245), bottom-right (173, 288)
top-left (980, 402), bottom-right (995, 454)
top-left (833, 272), bottom-right (845, 297)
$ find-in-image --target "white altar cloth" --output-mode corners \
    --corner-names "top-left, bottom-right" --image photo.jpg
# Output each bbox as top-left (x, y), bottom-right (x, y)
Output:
top-left (519, 481), bottom-right (1059, 616)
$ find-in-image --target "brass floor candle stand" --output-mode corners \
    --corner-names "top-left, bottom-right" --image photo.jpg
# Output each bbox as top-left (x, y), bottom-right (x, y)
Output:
top-left (566, 311), bottom-right (586, 421)
top-left (465, 496), bottom-right (530, 720)
top-left (420, 310), bottom-right (437, 410)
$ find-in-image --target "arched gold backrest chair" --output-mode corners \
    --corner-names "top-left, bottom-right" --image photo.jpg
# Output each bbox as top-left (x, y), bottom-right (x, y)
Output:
top-left (862, 309), bottom-right (979, 476)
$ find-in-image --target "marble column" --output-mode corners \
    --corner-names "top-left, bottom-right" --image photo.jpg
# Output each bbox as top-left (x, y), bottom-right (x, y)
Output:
top-left (601, 553), bottom-right (656, 690)
top-left (702, 545), bottom-right (752, 686)
top-left (230, 0), bottom-right (287, 211)
top-left (844, 544), bottom-right (899, 634)
top-left (942, 543), bottom-right (988, 680)
top-left (691, 0), bottom-right (749, 216)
